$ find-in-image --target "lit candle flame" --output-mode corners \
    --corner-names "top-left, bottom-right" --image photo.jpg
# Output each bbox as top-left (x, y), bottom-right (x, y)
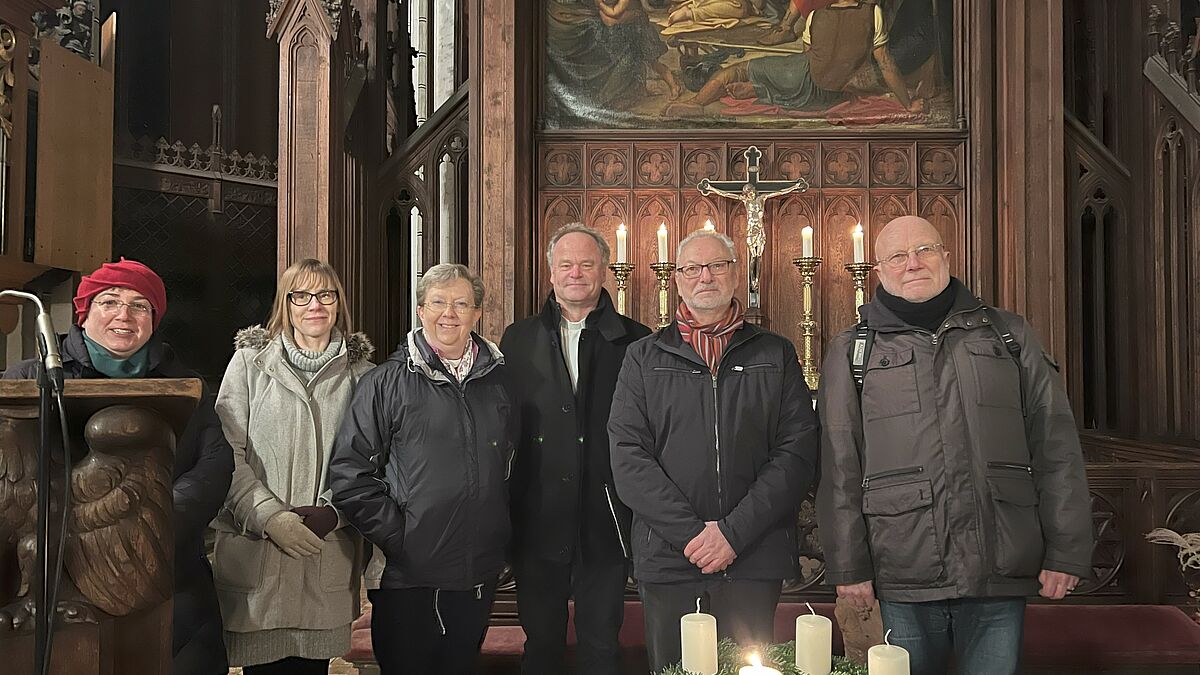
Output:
top-left (704, 219), bottom-right (715, 232)
top-left (853, 222), bottom-right (863, 235)
top-left (748, 652), bottom-right (762, 667)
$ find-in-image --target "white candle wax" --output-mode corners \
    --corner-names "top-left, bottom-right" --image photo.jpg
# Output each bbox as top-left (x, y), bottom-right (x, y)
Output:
top-left (616, 223), bottom-right (627, 263)
top-left (680, 611), bottom-right (717, 675)
top-left (657, 223), bottom-right (669, 262)
top-left (739, 654), bottom-right (782, 675)
top-left (795, 613), bottom-right (832, 675)
top-left (868, 643), bottom-right (910, 675)
top-left (738, 666), bottom-right (782, 675)
top-left (801, 225), bottom-right (814, 258)
top-left (853, 223), bottom-right (865, 263)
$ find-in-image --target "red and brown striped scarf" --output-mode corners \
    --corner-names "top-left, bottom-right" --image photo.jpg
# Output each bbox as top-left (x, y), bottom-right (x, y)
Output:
top-left (676, 298), bottom-right (745, 374)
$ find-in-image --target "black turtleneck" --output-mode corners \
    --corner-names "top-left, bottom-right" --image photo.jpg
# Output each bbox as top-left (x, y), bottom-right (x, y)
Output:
top-left (875, 278), bottom-right (957, 333)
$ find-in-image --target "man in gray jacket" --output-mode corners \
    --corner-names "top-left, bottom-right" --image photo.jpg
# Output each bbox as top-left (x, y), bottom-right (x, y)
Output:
top-left (609, 230), bottom-right (819, 672)
top-left (817, 216), bottom-right (1093, 675)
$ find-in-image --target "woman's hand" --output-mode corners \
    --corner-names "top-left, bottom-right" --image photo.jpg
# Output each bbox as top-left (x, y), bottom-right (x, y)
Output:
top-left (292, 505), bottom-right (338, 540)
top-left (264, 511), bottom-right (325, 558)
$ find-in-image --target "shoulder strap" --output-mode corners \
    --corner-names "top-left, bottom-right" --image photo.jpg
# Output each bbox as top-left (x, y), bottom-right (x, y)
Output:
top-left (982, 306), bottom-right (1020, 358)
top-left (981, 305), bottom-right (1026, 414)
top-left (849, 321), bottom-right (875, 395)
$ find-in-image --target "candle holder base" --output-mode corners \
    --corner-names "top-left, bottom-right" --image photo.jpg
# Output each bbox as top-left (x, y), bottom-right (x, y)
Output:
top-left (792, 256), bottom-right (822, 392)
top-left (608, 262), bottom-right (635, 316)
top-left (650, 262), bottom-right (676, 329)
top-left (843, 262), bottom-right (875, 320)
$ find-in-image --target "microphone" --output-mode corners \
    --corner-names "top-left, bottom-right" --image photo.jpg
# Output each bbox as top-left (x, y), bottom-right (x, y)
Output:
top-left (0, 290), bottom-right (65, 393)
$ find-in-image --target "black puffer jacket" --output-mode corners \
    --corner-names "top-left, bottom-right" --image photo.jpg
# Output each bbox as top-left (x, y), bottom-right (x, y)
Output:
top-left (4, 325), bottom-right (232, 675)
top-left (608, 322), bottom-right (820, 583)
top-left (328, 329), bottom-right (517, 590)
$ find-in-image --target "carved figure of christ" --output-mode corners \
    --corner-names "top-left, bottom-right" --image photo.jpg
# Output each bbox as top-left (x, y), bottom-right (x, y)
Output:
top-left (698, 146), bottom-right (809, 308)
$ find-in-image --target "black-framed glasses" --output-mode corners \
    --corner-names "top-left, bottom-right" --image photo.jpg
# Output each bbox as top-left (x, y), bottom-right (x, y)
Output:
top-left (93, 298), bottom-right (153, 316)
top-left (422, 299), bottom-right (477, 314)
top-left (877, 244), bottom-right (944, 269)
top-left (288, 289), bottom-right (339, 306)
top-left (676, 260), bottom-right (736, 279)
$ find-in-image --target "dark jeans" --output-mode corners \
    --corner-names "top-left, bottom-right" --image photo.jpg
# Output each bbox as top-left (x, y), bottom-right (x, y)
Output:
top-left (639, 578), bottom-right (782, 673)
top-left (879, 597), bottom-right (1026, 675)
top-left (515, 554), bottom-right (628, 675)
top-left (244, 657), bottom-right (329, 675)
top-left (368, 579), bottom-right (498, 675)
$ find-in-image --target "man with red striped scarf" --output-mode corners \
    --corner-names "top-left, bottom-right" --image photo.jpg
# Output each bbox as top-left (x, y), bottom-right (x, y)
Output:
top-left (608, 230), bottom-right (820, 672)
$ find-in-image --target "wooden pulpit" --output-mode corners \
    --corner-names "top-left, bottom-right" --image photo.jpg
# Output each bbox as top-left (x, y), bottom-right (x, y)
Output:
top-left (0, 378), bottom-right (201, 675)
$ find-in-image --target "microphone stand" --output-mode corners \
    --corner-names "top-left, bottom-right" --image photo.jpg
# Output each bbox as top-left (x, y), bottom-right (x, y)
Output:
top-left (33, 343), bottom-right (53, 675)
top-left (2, 289), bottom-right (68, 675)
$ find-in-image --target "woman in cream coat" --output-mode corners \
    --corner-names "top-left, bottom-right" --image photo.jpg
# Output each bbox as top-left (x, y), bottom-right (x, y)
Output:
top-left (213, 258), bottom-right (374, 675)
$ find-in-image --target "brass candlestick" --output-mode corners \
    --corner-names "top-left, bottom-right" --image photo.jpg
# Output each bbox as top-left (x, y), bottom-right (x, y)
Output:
top-left (650, 261), bottom-right (676, 328)
top-left (791, 256), bottom-right (822, 391)
top-left (609, 262), bottom-right (635, 315)
top-left (844, 262), bottom-right (875, 320)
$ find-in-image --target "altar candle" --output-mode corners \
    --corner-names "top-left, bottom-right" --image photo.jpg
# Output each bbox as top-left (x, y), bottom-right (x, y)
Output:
top-left (658, 222), bottom-right (670, 262)
top-left (853, 223), bottom-right (865, 263)
top-left (739, 653), bottom-right (782, 675)
top-left (680, 599), bottom-right (717, 675)
top-left (795, 603), bottom-right (831, 675)
top-left (801, 225), bottom-right (814, 258)
top-left (704, 219), bottom-right (716, 232)
top-left (868, 630), bottom-right (910, 675)
top-left (616, 223), bottom-right (628, 263)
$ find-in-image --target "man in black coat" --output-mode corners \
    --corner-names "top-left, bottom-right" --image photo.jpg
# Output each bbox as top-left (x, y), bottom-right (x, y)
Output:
top-left (500, 223), bottom-right (651, 675)
top-left (3, 259), bottom-right (232, 675)
top-left (608, 231), bottom-right (819, 672)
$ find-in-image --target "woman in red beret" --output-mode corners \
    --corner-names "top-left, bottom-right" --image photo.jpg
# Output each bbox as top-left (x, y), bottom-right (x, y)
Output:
top-left (3, 257), bottom-right (234, 675)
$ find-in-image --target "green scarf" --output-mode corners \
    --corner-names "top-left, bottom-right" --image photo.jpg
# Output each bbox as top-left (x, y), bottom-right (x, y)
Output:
top-left (82, 332), bottom-right (151, 379)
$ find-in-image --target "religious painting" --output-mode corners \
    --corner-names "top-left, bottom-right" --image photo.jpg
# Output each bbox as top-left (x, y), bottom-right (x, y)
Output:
top-left (542, 0), bottom-right (955, 129)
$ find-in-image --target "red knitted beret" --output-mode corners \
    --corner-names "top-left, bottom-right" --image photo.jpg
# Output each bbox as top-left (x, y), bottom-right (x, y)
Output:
top-left (73, 258), bottom-right (167, 330)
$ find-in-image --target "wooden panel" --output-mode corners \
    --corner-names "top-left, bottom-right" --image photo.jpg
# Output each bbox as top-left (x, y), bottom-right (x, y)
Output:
top-left (33, 40), bottom-right (113, 273)
top-left (633, 143), bottom-right (677, 188)
top-left (536, 138), bottom-right (967, 370)
top-left (868, 142), bottom-right (916, 188)
top-left (994, 0), bottom-right (1067, 364)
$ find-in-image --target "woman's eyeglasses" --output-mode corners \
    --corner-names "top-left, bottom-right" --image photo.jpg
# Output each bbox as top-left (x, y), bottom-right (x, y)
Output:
top-left (288, 290), bottom-right (339, 306)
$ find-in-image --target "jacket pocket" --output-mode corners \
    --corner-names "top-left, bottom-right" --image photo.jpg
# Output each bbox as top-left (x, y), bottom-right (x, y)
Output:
top-left (212, 530), bottom-right (267, 592)
top-left (986, 467), bottom-right (1044, 577)
top-left (319, 530), bottom-right (361, 592)
top-left (965, 339), bottom-right (1022, 410)
top-left (862, 348), bottom-right (919, 421)
top-left (861, 477), bottom-right (944, 584)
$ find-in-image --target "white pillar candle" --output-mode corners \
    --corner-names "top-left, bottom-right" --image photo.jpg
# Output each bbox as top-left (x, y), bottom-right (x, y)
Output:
top-left (704, 218), bottom-right (716, 232)
top-left (680, 599), bottom-right (717, 675)
top-left (801, 225), bottom-right (814, 258)
top-left (852, 223), bottom-right (865, 263)
top-left (868, 630), bottom-right (910, 675)
top-left (739, 653), bottom-right (782, 675)
top-left (658, 222), bottom-right (669, 262)
top-left (616, 223), bottom-right (627, 263)
top-left (795, 604), bottom-right (831, 675)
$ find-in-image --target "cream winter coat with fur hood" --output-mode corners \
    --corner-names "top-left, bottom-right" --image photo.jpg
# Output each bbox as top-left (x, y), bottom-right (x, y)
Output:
top-left (212, 325), bottom-right (375, 634)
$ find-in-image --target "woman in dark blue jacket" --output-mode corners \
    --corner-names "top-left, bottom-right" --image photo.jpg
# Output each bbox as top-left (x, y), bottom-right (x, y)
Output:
top-left (329, 263), bottom-right (516, 675)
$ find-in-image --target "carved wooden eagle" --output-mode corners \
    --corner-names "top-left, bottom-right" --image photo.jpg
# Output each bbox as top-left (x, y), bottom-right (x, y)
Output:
top-left (0, 404), bottom-right (174, 627)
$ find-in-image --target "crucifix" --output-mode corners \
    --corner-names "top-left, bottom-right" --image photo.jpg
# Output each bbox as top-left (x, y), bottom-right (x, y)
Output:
top-left (698, 146), bottom-right (810, 311)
